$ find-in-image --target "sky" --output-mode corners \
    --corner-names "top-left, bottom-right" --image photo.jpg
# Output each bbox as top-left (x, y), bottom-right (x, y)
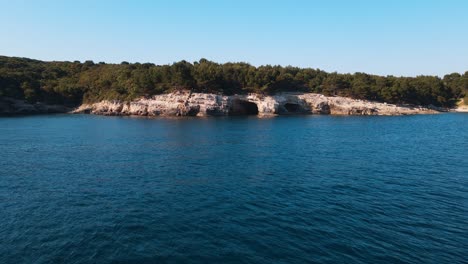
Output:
top-left (1, 0), bottom-right (467, 76)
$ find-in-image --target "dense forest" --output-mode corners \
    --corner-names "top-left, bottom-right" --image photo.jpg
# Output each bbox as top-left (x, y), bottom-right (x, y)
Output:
top-left (0, 55), bottom-right (466, 107)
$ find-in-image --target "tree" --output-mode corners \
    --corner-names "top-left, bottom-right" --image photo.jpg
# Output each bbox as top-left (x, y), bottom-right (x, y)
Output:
top-left (21, 82), bottom-right (37, 103)
top-left (0, 55), bottom-right (465, 107)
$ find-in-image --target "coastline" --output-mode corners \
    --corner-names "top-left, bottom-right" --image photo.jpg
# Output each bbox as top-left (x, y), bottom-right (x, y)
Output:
top-left (1, 92), bottom-right (441, 117)
top-left (452, 107), bottom-right (468, 113)
top-left (72, 91), bottom-right (439, 117)
top-left (0, 97), bottom-right (71, 116)
top-left (451, 99), bottom-right (468, 112)
top-left (0, 91), bottom-right (442, 117)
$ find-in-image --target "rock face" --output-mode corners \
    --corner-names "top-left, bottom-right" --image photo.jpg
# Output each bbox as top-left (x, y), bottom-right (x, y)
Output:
top-left (452, 100), bottom-right (468, 113)
top-left (0, 97), bottom-right (70, 115)
top-left (72, 91), bottom-right (438, 117)
top-left (453, 106), bottom-right (468, 113)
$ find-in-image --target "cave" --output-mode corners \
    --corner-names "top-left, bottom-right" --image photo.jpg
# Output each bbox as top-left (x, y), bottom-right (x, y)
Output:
top-left (278, 102), bottom-right (307, 115)
top-left (284, 103), bottom-right (301, 113)
top-left (229, 99), bottom-right (259, 115)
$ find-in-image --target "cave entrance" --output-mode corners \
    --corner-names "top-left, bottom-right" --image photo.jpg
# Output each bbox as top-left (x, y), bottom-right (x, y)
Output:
top-left (230, 100), bottom-right (259, 115)
top-left (284, 103), bottom-right (301, 113)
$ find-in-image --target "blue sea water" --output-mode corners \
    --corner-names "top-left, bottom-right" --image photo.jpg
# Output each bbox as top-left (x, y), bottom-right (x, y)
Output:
top-left (0, 114), bottom-right (467, 263)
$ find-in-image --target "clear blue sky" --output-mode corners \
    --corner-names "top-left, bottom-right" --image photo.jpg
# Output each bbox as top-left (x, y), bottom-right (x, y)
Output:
top-left (1, 0), bottom-right (467, 76)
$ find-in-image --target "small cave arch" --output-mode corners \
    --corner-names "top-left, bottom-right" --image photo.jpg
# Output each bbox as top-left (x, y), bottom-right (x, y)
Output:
top-left (229, 99), bottom-right (259, 115)
top-left (284, 103), bottom-right (301, 113)
top-left (279, 102), bottom-right (307, 114)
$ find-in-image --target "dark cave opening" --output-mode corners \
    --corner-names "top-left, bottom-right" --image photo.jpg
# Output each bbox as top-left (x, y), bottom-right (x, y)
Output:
top-left (229, 100), bottom-right (259, 115)
top-left (283, 103), bottom-right (302, 113)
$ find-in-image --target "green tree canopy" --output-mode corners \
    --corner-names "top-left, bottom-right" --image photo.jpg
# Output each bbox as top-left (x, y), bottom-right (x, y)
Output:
top-left (0, 56), bottom-right (465, 107)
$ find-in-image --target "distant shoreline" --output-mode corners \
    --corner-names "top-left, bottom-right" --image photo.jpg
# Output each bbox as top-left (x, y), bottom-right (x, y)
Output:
top-left (1, 56), bottom-right (466, 113)
top-left (0, 91), bottom-right (445, 117)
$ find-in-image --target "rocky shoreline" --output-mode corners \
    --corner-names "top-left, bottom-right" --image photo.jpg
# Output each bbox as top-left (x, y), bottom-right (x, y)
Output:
top-left (72, 91), bottom-right (439, 116)
top-left (1, 91), bottom-right (442, 117)
top-left (453, 106), bottom-right (468, 112)
top-left (0, 97), bottom-right (70, 116)
top-left (452, 100), bottom-right (468, 112)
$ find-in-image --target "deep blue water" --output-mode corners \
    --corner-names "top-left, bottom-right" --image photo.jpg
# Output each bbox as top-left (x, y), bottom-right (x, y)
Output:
top-left (1, 114), bottom-right (467, 264)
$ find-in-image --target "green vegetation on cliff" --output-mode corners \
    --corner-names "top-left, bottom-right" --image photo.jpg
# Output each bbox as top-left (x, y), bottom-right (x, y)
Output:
top-left (0, 56), bottom-right (466, 107)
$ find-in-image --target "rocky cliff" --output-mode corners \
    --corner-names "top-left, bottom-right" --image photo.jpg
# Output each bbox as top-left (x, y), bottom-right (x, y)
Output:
top-left (73, 91), bottom-right (438, 116)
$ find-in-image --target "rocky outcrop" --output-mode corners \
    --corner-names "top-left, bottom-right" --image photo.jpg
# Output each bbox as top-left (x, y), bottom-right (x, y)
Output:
top-left (453, 106), bottom-right (468, 112)
top-left (72, 91), bottom-right (438, 117)
top-left (0, 97), bottom-right (70, 115)
top-left (452, 99), bottom-right (468, 113)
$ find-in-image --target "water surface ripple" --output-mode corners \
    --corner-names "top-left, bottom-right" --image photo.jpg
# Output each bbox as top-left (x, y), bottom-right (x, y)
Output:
top-left (1, 114), bottom-right (467, 263)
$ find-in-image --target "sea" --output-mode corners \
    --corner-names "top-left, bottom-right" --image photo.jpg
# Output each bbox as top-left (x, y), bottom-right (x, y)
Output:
top-left (1, 113), bottom-right (467, 263)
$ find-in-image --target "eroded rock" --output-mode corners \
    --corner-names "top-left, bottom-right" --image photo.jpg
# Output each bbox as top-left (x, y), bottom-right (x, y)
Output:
top-left (72, 91), bottom-right (438, 117)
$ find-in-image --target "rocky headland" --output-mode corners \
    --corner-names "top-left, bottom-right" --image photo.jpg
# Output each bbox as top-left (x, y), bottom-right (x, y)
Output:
top-left (72, 91), bottom-right (438, 117)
